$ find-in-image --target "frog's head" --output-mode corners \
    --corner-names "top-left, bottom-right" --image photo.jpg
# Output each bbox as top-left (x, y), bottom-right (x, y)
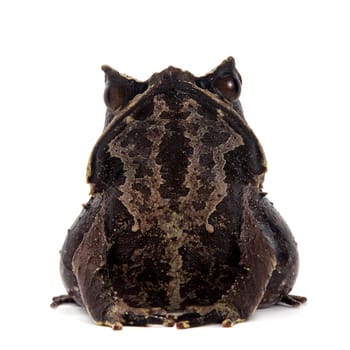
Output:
top-left (101, 57), bottom-right (244, 127)
top-left (88, 58), bottom-right (266, 193)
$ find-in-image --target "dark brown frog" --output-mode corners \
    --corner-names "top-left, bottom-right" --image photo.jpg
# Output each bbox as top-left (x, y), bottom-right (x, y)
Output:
top-left (51, 57), bottom-right (306, 329)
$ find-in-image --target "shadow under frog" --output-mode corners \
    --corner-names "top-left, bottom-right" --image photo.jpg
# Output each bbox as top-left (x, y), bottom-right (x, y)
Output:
top-left (51, 57), bottom-right (306, 329)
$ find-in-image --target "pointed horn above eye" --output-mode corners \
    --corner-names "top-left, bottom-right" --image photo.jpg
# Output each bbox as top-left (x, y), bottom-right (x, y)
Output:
top-left (215, 56), bottom-right (236, 73)
top-left (101, 65), bottom-right (114, 74)
top-left (101, 65), bottom-right (127, 84)
top-left (224, 56), bottom-right (235, 64)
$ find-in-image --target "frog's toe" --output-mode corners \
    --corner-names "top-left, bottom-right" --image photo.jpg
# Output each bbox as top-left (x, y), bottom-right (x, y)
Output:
top-left (104, 313), bottom-right (149, 329)
top-left (127, 312), bottom-right (175, 327)
top-left (176, 309), bottom-right (241, 329)
top-left (176, 311), bottom-right (216, 329)
top-left (111, 322), bottom-right (123, 330)
top-left (221, 317), bottom-right (243, 327)
top-left (122, 311), bottom-right (150, 326)
top-left (50, 294), bottom-right (75, 308)
top-left (176, 311), bottom-right (219, 328)
top-left (120, 311), bottom-right (168, 327)
top-left (105, 308), bottom-right (175, 329)
top-left (280, 294), bottom-right (307, 307)
top-left (163, 314), bottom-right (177, 327)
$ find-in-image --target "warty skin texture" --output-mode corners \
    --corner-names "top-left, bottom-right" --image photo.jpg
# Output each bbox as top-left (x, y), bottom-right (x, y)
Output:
top-left (52, 57), bottom-right (306, 329)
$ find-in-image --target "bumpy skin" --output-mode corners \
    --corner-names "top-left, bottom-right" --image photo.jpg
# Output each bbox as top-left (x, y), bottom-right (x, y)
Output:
top-left (52, 57), bottom-right (306, 329)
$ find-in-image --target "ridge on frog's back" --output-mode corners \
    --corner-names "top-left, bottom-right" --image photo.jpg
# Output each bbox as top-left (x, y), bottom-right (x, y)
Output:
top-left (52, 57), bottom-right (306, 329)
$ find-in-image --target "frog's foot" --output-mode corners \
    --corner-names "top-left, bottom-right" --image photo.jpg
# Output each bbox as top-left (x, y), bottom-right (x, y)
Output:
top-left (280, 294), bottom-right (307, 307)
top-left (50, 294), bottom-right (75, 308)
top-left (103, 307), bottom-right (176, 330)
top-left (176, 305), bottom-right (243, 329)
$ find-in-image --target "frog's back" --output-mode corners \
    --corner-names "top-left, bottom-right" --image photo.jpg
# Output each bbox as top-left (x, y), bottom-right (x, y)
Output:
top-left (99, 89), bottom-right (250, 310)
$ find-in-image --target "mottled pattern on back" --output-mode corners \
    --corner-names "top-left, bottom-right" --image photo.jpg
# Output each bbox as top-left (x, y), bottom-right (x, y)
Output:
top-left (52, 57), bottom-right (306, 329)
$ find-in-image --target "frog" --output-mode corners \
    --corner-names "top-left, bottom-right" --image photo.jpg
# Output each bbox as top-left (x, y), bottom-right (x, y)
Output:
top-left (51, 57), bottom-right (306, 329)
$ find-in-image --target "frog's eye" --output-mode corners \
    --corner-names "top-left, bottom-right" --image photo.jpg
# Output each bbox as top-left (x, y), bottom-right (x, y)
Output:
top-left (103, 85), bottom-right (130, 110)
top-left (213, 75), bottom-right (241, 102)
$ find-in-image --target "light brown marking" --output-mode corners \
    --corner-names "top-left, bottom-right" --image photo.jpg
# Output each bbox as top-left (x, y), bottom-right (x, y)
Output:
top-left (179, 99), bottom-right (244, 232)
top-left (108, 95), bottom-right (243, 234)
top-left (108, 95), bottom-right (171, 233)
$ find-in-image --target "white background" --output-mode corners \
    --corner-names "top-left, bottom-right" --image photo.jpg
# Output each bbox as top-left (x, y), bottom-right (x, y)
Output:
top-left (0, 0), bottom-right (349, 348)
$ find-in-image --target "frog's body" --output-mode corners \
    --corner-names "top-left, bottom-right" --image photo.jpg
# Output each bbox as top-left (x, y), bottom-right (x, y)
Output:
top-left (52, 58), bottom-right (306, 329)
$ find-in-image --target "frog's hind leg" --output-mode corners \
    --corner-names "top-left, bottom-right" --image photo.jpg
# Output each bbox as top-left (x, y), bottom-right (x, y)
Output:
top-left (70, 203), bottom-right (176, 329)
top-left (177, 189), bottom-right (289, 328)
top-left (175, 193), bottom-right (279, 329)
top-left (53, 195), bottom-right (106, 309)
top-left (255, 194), bottom-right (307, 309)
